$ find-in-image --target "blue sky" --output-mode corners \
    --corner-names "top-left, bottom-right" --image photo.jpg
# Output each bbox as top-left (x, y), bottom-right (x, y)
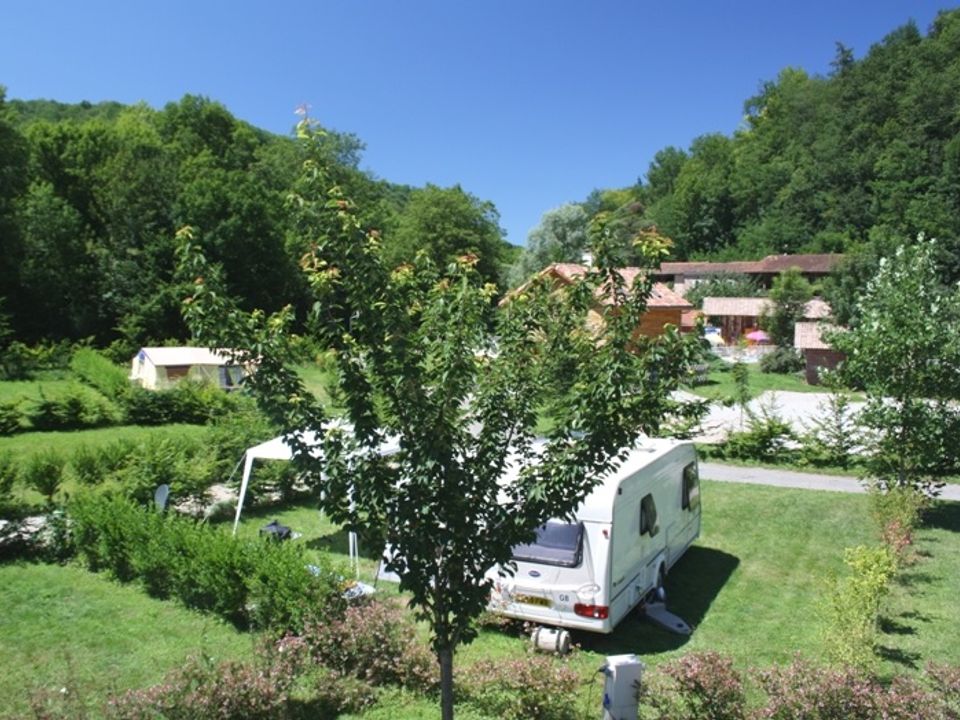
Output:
top-left (2, 1), bottom-right (953, 246)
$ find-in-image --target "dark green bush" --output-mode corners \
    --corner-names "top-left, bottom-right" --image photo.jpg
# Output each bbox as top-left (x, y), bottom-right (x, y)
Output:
top-left (721, 404), bottom-right (795, 462)
top-left (22, 451), bottom-right (67, 507)
top-left (0, 402), bottom-right (22, 435)
top-left (71, 347), bottom-right (131, 399)
top-left (67, 492), bottom-right (343, 631)
top-left (0, 451), bottom-right (16, 510)
top-left (122, 381), bottom-right (241, 426)
top-left (114, 436), bottom-right (215, 506)
top-left (28, 387), bottom-right (119, 431)
top-left (759, 347), bottom-right (804, 374)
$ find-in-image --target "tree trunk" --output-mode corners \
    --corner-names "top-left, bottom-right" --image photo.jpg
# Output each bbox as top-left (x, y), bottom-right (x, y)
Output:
top-left (439, 643), bottom-right (455, 720)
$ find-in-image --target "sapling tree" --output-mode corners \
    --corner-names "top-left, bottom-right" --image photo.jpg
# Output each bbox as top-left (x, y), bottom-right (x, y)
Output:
top-left (830, 238), bottom-right (960, 494)
top-left (177, 118), bottom-right (702, 720)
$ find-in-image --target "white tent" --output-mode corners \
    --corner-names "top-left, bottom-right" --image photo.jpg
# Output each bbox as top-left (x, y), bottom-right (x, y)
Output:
top-left (233, 427), bottom-right (400, 577)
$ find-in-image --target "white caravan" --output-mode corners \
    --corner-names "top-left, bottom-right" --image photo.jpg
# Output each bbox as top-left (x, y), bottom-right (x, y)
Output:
top-left (486, 438), bottom-right (701, 633)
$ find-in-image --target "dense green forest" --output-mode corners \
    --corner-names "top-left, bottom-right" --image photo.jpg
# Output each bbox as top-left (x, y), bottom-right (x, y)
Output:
top-left (511, 9), bottom-right (960, 317)
top-left (3, 9), bottom-right (959, 348)
top-left (0, 93), bottom-right (515, 349)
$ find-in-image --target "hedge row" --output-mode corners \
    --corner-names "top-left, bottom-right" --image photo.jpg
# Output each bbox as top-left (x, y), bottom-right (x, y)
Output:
top-left (68, 492), bottom-right (344, 633)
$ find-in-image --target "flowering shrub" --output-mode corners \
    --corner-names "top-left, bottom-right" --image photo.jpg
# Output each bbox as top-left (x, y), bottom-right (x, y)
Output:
top-left (459, 652), bottom-right (583, 720)
top-left (300, 599), bottom-right (437, 692)
top-left (638, 651), bottom-right (745, 720)
top-left (106, 637), bottom-right (307, 720)
top-left (640, 654), bottom-right (960, 720)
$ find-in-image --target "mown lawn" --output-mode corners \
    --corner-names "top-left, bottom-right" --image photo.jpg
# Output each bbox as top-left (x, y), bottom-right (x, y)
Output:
top-left (4, 482), bottom-right (957, 717)
top-left (232, 482), bottom-right (960, 677)
top-left (0, 563), bottom-right (252, 718)
top-left (688, 361), bottom-right (822, 401)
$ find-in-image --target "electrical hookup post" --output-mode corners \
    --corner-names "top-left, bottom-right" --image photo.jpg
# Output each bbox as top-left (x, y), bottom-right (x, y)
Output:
top-left (601, 654), bottom-right (644, 720)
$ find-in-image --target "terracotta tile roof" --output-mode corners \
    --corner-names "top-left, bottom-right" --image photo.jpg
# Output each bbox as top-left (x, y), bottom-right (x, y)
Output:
top-left (794, 321), bottom-right (842, 350)
top-left (543, 263), bottom-right (692, 308)
top-left (701, 297), bottom-right (769, 317)
top-left (655, 253), bottom-right (844, 277)
top-left (657, 260), bottom-right (760, 275)
top-left (701, 297), bottom-right (833, 319)
top-left (680, 309), bottom-right (703, 328)
top-left (759, 254), bottom-right (844, 274)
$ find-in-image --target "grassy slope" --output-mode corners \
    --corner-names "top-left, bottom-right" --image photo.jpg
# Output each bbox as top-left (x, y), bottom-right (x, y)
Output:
top-left (1, 424), bottom-right (208, 505)
top-left (0, 563), bottom-right (252, 718)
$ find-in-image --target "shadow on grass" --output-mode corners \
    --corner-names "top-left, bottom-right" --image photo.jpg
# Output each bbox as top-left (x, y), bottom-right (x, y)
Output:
top-left (574, 546), bottom-right (740, 656)
top-left (305, 528), bottom-right (382, 560)
top-left (876, 645), bottom-right (922, 670)
top-left (923, 501), bottom-right (960, 532)
top-left (879, 616), bottom-right (917, 636)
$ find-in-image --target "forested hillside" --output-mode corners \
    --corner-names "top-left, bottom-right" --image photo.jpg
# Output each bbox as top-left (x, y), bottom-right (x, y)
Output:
top-left (510, 8), bottom-right (960, 312)
top-left (0, 93), bottom-right (513, 348)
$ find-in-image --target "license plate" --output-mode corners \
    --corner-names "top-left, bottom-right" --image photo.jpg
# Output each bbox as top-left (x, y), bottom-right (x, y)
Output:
top-left (514, 594), bottom-right (551, 608)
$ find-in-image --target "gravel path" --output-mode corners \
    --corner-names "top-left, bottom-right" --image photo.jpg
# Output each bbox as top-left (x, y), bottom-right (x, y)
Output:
top-left (700, 461), bottom-right (960, 502)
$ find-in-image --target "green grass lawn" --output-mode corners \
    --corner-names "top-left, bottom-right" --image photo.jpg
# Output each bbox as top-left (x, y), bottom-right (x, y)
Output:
top-left (688, 362), bottom-right (821, 401)
top-left (231, 482), bottom-right (960, 679)
top-left (0, 563), bottom-right (253, 718)
top-left (4, 482), bottom-right (957, 718)
top-left (0, 376), bottom-right (82, 405)
top-left (293, 362), bottom-right (340, 408)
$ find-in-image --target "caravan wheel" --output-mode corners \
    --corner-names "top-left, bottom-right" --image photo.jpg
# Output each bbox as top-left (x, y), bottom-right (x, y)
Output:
top-left (646, 565), bottom-right (667, 605)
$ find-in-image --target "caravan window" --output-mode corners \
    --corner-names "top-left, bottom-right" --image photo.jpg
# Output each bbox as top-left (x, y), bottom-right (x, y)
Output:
top-left (640, 494), bottom-right (658, 536)
top-left (682, 463), bottom-right (700, 510)
top-left (511, 521), bottom-right (584, 568)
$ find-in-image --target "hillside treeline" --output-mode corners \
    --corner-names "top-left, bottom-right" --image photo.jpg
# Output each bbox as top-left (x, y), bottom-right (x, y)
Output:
top-left (0, 93), bottom-right (513, 349)
top-left (510, 9), bottom-right (960, 309)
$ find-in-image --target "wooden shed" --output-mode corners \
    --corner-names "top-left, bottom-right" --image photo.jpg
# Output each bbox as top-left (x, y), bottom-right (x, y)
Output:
top-left (510, 263), bottom-right (693, 338)
top-left (793, 322), bottom-right (845, 385)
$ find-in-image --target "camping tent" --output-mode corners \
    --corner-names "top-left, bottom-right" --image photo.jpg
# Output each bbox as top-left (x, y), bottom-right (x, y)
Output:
top-left (234, 428), bottom-right (400, 576)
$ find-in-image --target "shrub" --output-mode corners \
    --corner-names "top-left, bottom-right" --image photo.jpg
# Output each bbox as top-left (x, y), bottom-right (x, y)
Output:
top-left (70, 348), bottom-right (131, 399)
top-left (307, 668), bottom-right (380, 715)
top-left (0, 401), bottom-right (22, 435)
top-left (0, 451), bottom-right (18, 514)
top-left (113, 436), bottom-right (214, 506)
top-left (122, 381), bottom-right (241, 426)
top-left (868, 484), bottom-right (928, 565)
top-left (638, 650), bottom-right (746, 720)
top-left (106, 637), bottom-right (307, 720)
top-left (460, 652), bottom-right (583, 720)
top-left (759, 346), bottom-right (804, 374)
top-left (754, 656), bottom-right (938, 720)
top-left (27, 388), bottom-right (119, 431)
top-left (722, 401), bottom-right (794, 462)
top-left (301, 599), bottom-right (437, 692)
top-left (799, 390), bottom-right (861, 469)
top-left (67, 492), bottom-right (342, 630)
top-left (22, 451), bottom-right (67, 507)
top-left (820, 545), bottom-right (896, 671)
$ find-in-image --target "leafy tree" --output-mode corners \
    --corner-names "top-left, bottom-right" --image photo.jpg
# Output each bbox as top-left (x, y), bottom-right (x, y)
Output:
top-left (385, 183), bottom-right (509, 288)
top-left (506, 203), bottom-right (589, 287)
top-left (178, 118), bottom-right (702, 720)
top-left (760, 268), bottom-right (814, 347)
top-left (830, 239), bottom-right (960, 493)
